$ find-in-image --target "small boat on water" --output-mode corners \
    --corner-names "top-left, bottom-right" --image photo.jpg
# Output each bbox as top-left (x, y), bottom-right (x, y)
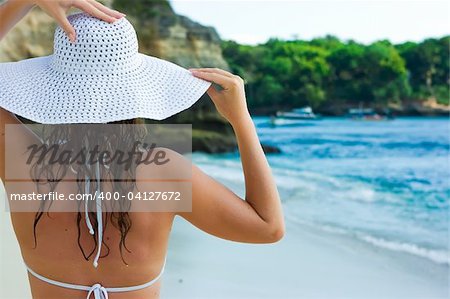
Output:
top-left (346, 103), bottom-right (394, 121)
top-left (276, 106), bottom-right (318, 120)
top-left (271, 106), bottom-right (320, 125)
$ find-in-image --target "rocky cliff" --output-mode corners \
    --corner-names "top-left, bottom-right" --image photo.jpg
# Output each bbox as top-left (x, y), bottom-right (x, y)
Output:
top-left (0, 0), bottom-right (237, 153)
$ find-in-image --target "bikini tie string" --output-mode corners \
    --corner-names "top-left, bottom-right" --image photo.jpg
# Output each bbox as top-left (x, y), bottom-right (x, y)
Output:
top-left (87, 283), bottom-right (109, 299)
top-left (84, 159), bottom-right (103, 268)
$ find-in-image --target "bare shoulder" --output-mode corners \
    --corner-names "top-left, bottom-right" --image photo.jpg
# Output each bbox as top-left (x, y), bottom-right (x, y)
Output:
top-left (0, 108), bottom-right (21, 125)
top-left (133, 147), bottom-right (195, 216)
top-left (135, 146), bottom-right (194, 180)
top-left (1, 108), bottom-right (39, 143)
top-left (1, 109), bottom-right (41, 181)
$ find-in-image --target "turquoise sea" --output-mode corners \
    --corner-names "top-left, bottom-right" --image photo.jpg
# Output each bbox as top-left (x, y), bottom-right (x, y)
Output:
top-left (191, 117), bottom-right (450, 266)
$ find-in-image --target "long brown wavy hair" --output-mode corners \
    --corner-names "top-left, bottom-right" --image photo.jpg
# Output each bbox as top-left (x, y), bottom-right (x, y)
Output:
top-left (29, 118), bottom-right (147, 265)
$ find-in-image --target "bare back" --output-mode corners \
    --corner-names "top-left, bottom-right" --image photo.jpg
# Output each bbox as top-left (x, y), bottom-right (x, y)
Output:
top-left (2, 108), bottom-right (175, 298)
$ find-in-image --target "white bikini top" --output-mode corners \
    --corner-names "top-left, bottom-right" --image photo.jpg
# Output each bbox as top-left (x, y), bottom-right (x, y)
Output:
top-left (25, 260), bottom-right (166, 299)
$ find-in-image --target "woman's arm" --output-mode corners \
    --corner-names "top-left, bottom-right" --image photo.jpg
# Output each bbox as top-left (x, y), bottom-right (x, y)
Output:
top-left (0, 0), bottom-right (34, 41)
top-left (0, 0), bottom-right (124, 42)
top-left (178, 68), bottom-right (285, 243)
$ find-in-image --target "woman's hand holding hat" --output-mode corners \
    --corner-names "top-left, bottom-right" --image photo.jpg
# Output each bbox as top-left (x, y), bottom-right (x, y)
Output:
top-left (29, 0), bottom-right (125, 42)
top-left (0, 0), bottom-right (125, 43)
top-left (189, 68), bottom-right (251, 127)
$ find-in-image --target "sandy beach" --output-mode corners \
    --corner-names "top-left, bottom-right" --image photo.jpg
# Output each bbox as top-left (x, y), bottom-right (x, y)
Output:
top-left (1, 176), bottom-right (447, 299)
top-left (161, 216), bottom-right (448, 299)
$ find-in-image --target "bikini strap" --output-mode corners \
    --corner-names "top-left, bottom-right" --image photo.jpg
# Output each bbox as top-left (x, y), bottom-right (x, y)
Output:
top-left (84, 155), bottom-right (103, 268)
top-left (25, 257), bottom-right (166, 299)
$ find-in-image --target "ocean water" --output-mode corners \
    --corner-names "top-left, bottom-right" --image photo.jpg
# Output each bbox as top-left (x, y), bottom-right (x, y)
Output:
top-left (191, 117), bottom-right (450, 266)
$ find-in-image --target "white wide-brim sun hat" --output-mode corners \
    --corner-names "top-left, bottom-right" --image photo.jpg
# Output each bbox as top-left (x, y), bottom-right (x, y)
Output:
top-left (0, 13), bottom-right (211, 124)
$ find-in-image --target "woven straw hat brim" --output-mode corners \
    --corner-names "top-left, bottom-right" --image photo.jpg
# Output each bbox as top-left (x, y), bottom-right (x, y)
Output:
top-left (0, 53), bottom-right (211, 124)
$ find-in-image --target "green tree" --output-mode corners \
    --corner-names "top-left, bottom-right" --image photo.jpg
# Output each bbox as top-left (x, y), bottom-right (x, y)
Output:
top-left (397, 36), bottom-right (450, 104)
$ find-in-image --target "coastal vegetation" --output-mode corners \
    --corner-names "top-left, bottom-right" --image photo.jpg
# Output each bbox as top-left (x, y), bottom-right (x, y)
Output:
top-left (222, 36), bottom-right (449, 115)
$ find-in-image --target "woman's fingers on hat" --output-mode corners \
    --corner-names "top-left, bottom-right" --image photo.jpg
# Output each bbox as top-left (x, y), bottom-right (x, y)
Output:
top-left (190, 68), bottom-right (235, 78)
top-left (53, 12), bottom-right (76, 42)
top-left (190, 70), bottom-right (232, 89)
top-left (73, 0), bottom-right (117, 23)
top-left (87, 0), bottom-right (125, 19)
